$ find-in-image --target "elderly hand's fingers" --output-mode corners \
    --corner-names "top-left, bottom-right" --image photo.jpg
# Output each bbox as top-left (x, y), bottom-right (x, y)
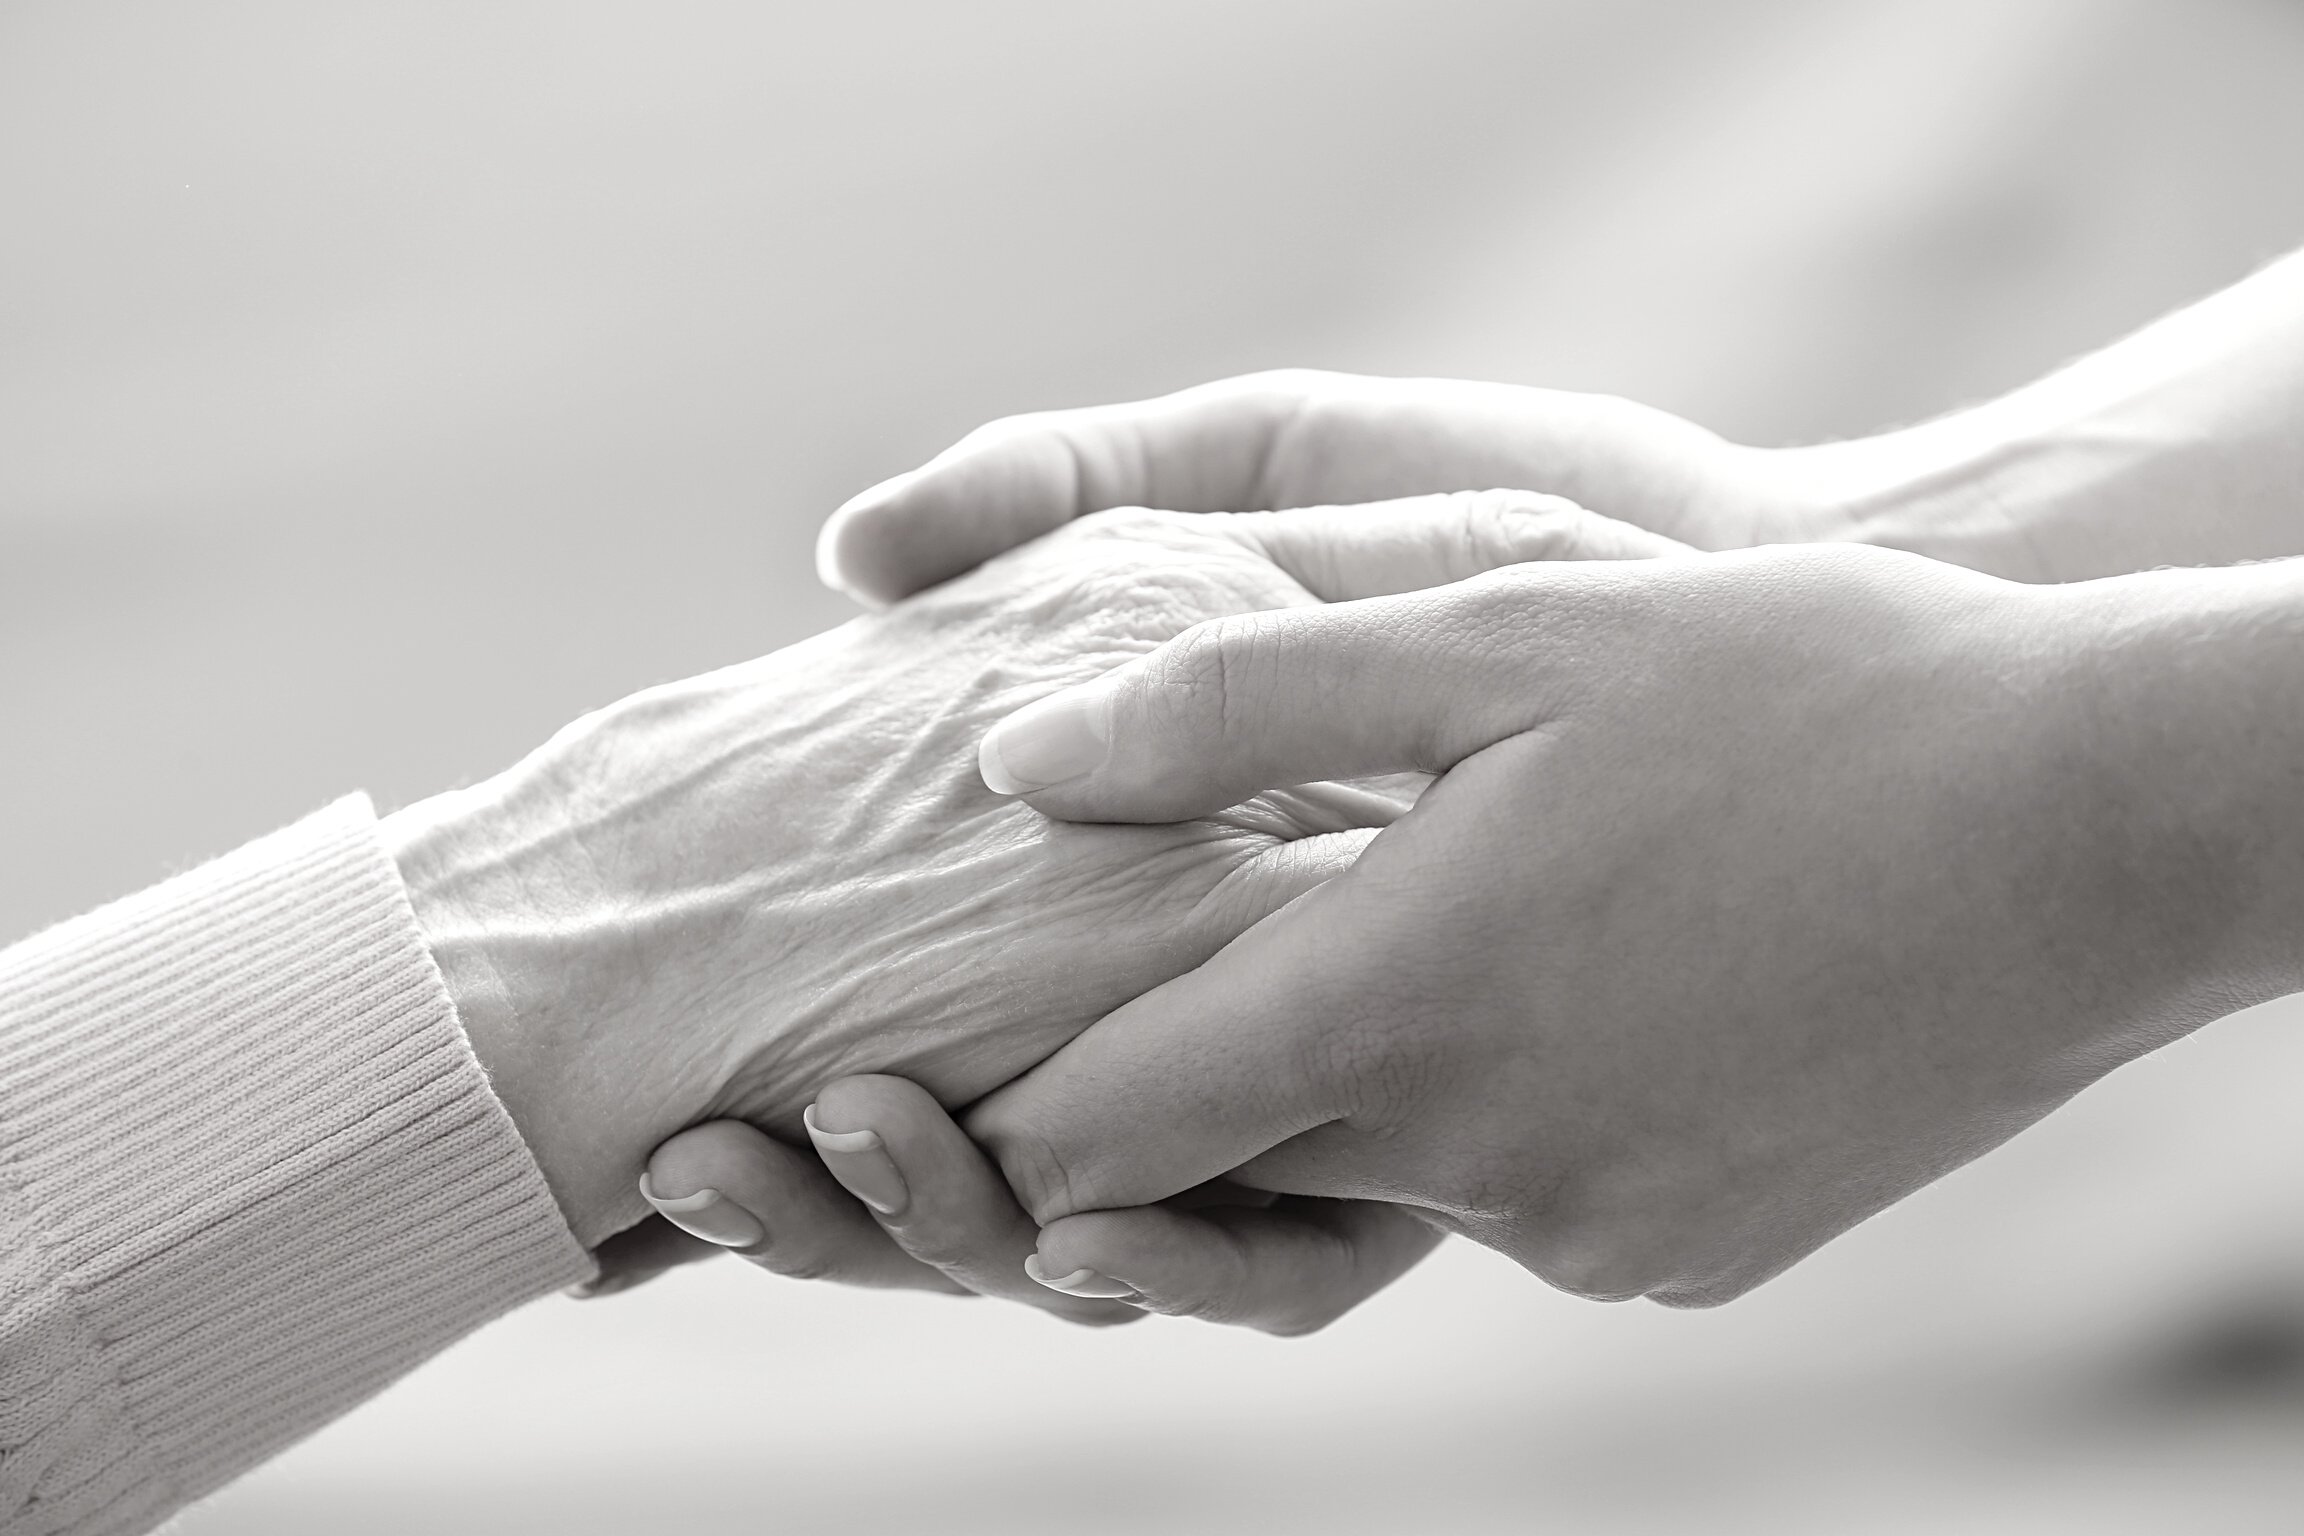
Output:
top-left (806, 1076), bottom-right (1143, 1327)
top-left (1028, 1198), bottom-right (1444, 1335)
top-left (967, 874), bottom-right (1364, 1226)
top-left (642, 1119), bottom-right (969, 1294)
top-left (1205, 490), bottom-right (1689, 603)
top-left (570, 1213), bottom-right (725, 1298)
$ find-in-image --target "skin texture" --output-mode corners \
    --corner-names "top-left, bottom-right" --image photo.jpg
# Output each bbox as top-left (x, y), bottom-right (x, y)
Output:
top-left (383, 491), bottom-right (1673, 1282)
top-left (667, 251), bottom-right (2304, 1325)
top-left (960, 546), bottom-right (2304, 1309)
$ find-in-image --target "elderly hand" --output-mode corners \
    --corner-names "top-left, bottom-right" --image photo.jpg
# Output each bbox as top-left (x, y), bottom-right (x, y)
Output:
top-left (963, 542), bottom-right (2304, 1310)
top-left (386, 490), bottom-right (1670, 1320)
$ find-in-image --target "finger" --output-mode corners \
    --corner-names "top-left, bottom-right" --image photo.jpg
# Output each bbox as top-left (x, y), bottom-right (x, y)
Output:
top-left (1182, 824), bottom-right (1377, 954)
top-left (642, 1119), bottom-right (968, 1294)
top-left (977, 568), bottom-right (1597, 821)
top-left (817, 370), bottom-right (1713, 605)
top-left (569, 1214), bottom-right (723, 1299)
top-left (1206, 489), bottom-right (1689, 602)
top-left (805, 1077), bottom-right (1143, 1328)
top-left (1028, 1198), bottom-right (1444, 1336)
top-left (967, 873), bottom-right (1364, 1225)
top-left (817, 373), bottom-right (1313, 606)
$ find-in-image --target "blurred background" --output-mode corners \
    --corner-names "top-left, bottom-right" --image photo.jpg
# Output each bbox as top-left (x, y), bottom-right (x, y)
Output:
top-left (6, 1), bottom-right (2304, 1531)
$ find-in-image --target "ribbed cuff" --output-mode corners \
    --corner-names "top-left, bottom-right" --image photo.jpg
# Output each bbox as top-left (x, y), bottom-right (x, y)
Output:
top-left (0, 797), bottom-right (591, 1534)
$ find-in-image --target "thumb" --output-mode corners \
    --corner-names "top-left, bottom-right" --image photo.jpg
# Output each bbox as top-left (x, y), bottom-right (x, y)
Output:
top-left (976, 569), bottom-right (1576, 822)
top-left (966, 875), bottom-right (1361, 1224)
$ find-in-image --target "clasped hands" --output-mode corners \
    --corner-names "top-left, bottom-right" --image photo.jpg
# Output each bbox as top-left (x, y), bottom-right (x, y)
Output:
top-left (395, 369), bottom-right (2304, 1334)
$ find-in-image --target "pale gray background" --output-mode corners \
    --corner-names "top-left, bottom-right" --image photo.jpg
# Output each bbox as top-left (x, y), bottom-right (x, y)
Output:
top-left (5, 2), bottom-right (2304, 1532)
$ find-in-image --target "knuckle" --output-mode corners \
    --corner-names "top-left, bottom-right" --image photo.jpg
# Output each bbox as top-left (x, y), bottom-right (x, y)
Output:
top-left (982, 1120), bottom-right (1086, 1225)
top-left (1064, 504), bottom-right (1170, 544)
top-left (1142, 611), bottom-right (1284, 741)
top-left (1025, 530), bottom-right (1265, 646)
top-left (1453, 488), bottom-right (1589, 566)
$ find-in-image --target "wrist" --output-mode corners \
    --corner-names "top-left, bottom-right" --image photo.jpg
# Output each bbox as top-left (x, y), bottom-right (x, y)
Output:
top-left (1769, 416), bottom-right (2100, 584)
top-left (1785, 252), bottom-right (2304, 583)
top-left (2046, 560), bottom-right (2304, 1023)
top-left (381, 781), bottom-right (681, 1247)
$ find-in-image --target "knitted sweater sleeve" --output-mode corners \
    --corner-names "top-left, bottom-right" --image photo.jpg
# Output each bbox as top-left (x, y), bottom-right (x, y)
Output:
top-left (0, 796), bottom-right (592, 1535)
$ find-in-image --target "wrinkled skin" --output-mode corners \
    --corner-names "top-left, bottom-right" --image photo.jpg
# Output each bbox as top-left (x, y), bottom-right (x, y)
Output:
top-left (574, 490), bottom-right (1683, 1314)
top-left (388, 505), bottom-right (1411, 1246)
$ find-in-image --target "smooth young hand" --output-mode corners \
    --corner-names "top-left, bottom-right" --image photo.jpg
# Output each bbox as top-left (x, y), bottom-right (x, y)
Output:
top-left (967, 544), bottom-right (2304, 1308)
top-left (818, 252), bottom-right (2304, 604)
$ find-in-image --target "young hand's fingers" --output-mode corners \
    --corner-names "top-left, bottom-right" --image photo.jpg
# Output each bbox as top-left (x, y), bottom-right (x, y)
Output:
top-left (817, 375), bottom-right (1306, 606)
top-left (570, 1213), bottom-right (724, 1299)
top-left (642, 1119), bottom-right (968, 1295)
top-left (816, 370), bottom-right (1705, 605)
top-left (978, 571), bottom-right (1583, 821)
top-left (1028, 1197), bottom-right (1444, 1336)
top-left (967, 870), bottom-right (1363, 1229)
top-left (1207, 490), bottom-right (1689, 603)
top-left (806, 1076), bottom-right (1142, 1328)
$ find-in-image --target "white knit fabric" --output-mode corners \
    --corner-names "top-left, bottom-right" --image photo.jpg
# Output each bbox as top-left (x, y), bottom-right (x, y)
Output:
top-left (0, 797), bottom-right (591, 1535)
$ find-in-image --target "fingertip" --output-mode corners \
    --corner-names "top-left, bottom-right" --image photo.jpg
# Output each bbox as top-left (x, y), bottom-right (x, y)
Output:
top-left (814, 483), bottom-right (911, 609)
top-left (976, 683), bottom-right (1113, 800)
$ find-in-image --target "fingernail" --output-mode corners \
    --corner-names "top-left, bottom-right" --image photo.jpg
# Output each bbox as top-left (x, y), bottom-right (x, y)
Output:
top-left (1024, 1253), bottom-right (1140, 1300)
top-left (804, 1103), bottom-right (910, 1216)
top-left (639, 1173), bottom-right (767, 1248)
top-left (979, 686), bottom-right (1112, 795)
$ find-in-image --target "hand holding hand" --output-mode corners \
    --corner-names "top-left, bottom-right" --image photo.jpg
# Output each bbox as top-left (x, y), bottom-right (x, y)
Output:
top-left (385, 489), bottom-right (1671, 1307)
top-left (967, 544), bottom-right (2304, 1306)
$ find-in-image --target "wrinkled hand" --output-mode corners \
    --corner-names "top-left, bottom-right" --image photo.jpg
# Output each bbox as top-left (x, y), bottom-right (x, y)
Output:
top-left (815, 369), bottom-right (1845, 607)
top-left (388, 490), bottom-right (1668, 1319)
top-left (962, 543), bottom-right (2303, 1308)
